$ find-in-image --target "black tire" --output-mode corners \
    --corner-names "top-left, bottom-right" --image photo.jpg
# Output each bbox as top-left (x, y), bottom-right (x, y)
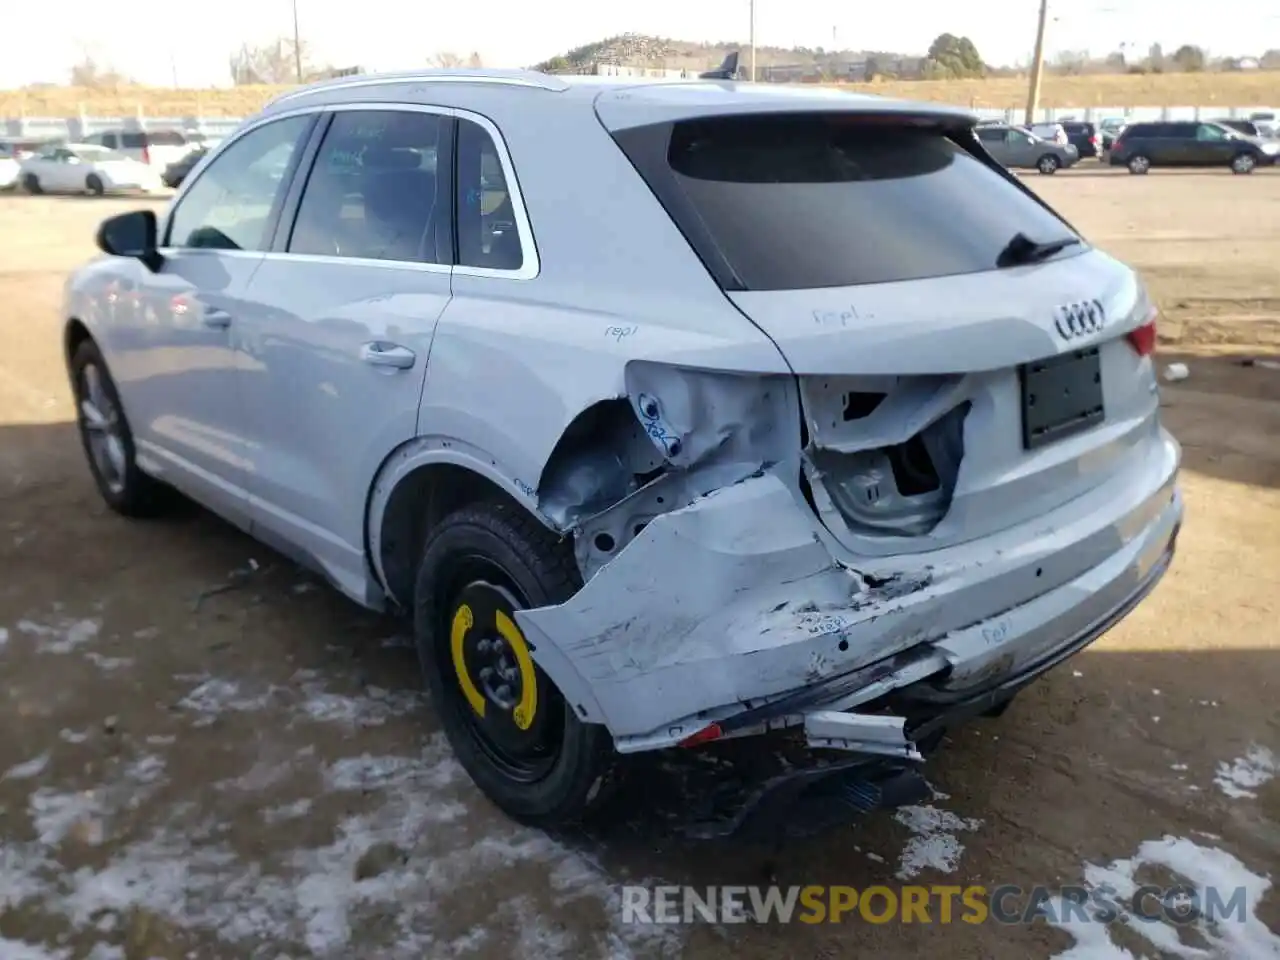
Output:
top-left (413, 501), bottom-right (615, 827)
top-left (1127, 154), bottom-right (1151, 175)
top-left (69, 338), bottom-right (170, 517)
top-left (1230, 153), bottom-right (1256, 175)
top-left (86, 174), bottom-right (105, 196)
top-left (22, 173), bottom-right (42, 194)
top-left (1036, 154), bottom-right (1060, 175)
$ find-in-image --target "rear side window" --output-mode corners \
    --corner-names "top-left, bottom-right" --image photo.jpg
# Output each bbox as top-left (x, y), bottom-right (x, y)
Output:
top-left (455, 118), bottom-right (524, 272)
top-left (612, 114), bottom-right (1077, 291)
top-left (1168, 123), bottom-right (1198, 138)
top-left (121, 132), bottom-right (146, 149)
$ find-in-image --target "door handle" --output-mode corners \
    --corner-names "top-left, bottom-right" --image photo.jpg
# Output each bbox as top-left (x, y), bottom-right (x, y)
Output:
top-left (202, 308), bottom-right (232, 328)
top-left (359, 341), bottom-right (416, 369)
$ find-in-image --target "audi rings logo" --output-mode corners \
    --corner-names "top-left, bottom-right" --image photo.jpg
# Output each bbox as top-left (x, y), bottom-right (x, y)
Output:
top-left (1053, 299), bottom-right (1107, 340)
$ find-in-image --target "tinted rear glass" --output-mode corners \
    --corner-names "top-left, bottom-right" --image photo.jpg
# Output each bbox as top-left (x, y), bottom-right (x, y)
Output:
top-left (612, 114), bottom-right (1077, 291)
top-left (147, 130), bottom-right (189, 146)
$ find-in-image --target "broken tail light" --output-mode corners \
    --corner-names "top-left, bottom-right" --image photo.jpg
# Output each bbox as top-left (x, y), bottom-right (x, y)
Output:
top-left (679, 723), bottom-right (723, 747)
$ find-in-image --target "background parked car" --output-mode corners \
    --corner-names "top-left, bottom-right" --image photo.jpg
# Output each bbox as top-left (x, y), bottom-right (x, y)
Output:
top-left (161, 145), bottom-right (210, 188)
top-left (80, 128), bottom-right (200, 173)
top-left (1060, 120), bottom-right (1102, 159)
top-left (1214, 118), bottom-right (1264, 138)
top-left (976, 123), bottom-right (1079, 174)
top-left (19, 143), bottom-right (164, 195)
top-left (0, 147), bottom-right (20, 190)
top-left (1028, 122), bottom-right (1068, 145)
top-left (1109, 120), bottom-right (1279, 174)
top-left (1097, 117), bottom-right (1128, 152)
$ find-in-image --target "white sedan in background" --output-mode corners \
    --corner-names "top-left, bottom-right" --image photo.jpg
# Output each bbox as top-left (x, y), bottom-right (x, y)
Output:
top-left (18, 143), bottom-right (163, 196)
top-left (0, 150), bottom-right (20, 190)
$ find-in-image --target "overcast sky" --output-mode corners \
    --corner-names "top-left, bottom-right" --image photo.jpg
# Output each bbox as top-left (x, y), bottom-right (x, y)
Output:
top-left (4, 0), bottom-right (1277, 88)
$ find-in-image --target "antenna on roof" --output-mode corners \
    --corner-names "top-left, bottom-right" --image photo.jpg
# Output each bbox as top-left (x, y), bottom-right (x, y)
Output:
top-left (699, 51), bottom-right (741, 80)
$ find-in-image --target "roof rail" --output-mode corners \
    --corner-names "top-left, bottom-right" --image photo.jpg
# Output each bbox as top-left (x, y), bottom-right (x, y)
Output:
top-left (266, 68), bottom-right (569, 108)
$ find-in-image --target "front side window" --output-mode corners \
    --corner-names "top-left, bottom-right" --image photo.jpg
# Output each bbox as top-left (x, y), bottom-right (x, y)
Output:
top-left (612, 114), bottom-right (1078, 291)
top-left (1196, 124), bottom-right (1227, 142)
top-left (166, 114), bottom-right (312, 251)
top-left (288, 109), bottom-right (445, 263)
top-left (456, 118), bottom-right (524, 271)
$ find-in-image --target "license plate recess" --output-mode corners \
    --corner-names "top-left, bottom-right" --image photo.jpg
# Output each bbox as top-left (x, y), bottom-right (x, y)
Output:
top-left (1020, 346), bottom-right (1105, 450)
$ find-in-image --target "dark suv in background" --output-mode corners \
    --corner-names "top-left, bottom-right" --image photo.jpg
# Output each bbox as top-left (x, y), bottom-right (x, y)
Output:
top-left (1109, 120), bottom-right (1279, 174)
top-left (1060, 120), bottom-right (1101, 159)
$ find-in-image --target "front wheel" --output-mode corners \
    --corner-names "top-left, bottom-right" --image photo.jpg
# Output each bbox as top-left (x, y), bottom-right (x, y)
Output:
top-left (85, 174), bottom-right (105, 196)
top-left (1127, 155), bottom-right (1151, 175)
top-left (1037, 154), bottom-right (1060, 175)
top-left (1230, 154), bottom-right (1257, 175)
top-left (413, 501), bottom-right (615, 826)
top-left (70, 339), bottom-right (171, 516)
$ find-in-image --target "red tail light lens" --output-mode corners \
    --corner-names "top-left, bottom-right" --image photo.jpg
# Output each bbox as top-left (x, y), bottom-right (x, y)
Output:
top-left (142, 144), bottom-right (151, 165)
top-left (679, 723), bottom-right (723, 748)
top-left (1127, 311), bottom-right (1158, 357)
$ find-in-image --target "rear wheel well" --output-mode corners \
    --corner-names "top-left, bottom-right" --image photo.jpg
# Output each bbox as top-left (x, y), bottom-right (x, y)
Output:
top-left (377, 463), bottom-right (546, 610)
top-left (64, 318), bottom-right (93, 367)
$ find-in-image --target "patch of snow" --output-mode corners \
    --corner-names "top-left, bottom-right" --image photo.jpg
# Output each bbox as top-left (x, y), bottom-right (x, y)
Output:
top-left (892, 804), bottom-right (982, 879)
top-left (1214, 745), bottom-right (1277, 800)
top-left (16, 617), bottom-right (100, 655)
top-left (58, 729), bottom-right (89, 744)
top-left (0, 730), bottom-right (685, 958)
top-left (84, 652), bottom-right (134, 672)
top-left (0, 937), bottom-right (69, 960)
top-left (0, 626), bottom-right (9, 648)
top-left (4, 752), bottom-right (51, 781)
top-left (263, 799), bottom-right (313, 824)
top-left (1048, 835), bottom-right (1280, 959)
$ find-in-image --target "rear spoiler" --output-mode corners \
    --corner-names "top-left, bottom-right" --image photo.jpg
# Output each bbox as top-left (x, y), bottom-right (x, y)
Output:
top-left (699, 52), bottom-right (741, 80)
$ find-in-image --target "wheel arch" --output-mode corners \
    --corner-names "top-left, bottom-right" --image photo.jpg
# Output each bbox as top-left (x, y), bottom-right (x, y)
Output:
top-left (64, 316), bottom-right (95, 369)
top-left (366, 438), bottom-right (563, 611)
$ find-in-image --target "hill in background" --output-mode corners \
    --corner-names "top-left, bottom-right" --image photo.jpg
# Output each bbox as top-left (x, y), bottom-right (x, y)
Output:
top-left (531, 33), bottom-right (924, 79)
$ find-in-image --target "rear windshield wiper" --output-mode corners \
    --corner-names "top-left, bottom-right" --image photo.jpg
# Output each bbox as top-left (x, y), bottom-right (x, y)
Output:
top-left (996, 231), bottom-right (1082, 268)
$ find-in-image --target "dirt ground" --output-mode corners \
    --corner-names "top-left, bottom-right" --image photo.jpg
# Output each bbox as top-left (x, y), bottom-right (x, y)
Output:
top-left (0, 167), bottom-right (1277, 960)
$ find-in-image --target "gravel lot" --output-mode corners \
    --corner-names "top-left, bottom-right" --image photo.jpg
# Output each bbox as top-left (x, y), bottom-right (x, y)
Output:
top-left (1, 167), bottom-right (1277, 959)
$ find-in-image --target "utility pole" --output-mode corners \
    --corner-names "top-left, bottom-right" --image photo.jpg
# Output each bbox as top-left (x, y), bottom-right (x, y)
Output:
top-left (1025, 0), bottom-right (1050, 125)
top-left (749, 0), bottom-right (756, 81)
top-left (291, 0), bottom-right (304, 83)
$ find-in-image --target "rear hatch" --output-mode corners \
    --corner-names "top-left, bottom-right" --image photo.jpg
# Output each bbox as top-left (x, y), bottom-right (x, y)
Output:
top-left (602, 97), bottom-right (1161, 556)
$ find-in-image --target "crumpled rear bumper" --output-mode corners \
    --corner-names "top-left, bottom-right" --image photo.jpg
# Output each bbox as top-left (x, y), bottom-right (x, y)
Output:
top-left (515, 425), bottom-right (1182, 749)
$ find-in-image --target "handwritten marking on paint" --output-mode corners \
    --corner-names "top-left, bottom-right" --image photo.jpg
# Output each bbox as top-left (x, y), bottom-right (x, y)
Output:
top-left (812, 306), bottom-right (873, 327)
top-left (605, 325), bottom-right (638, 342)
top-left (635, 393), bottom-right (681, 458)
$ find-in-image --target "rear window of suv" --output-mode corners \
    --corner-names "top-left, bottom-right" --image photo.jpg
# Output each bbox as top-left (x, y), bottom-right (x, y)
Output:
top-left (611, 113), bottom-right (1079, 291)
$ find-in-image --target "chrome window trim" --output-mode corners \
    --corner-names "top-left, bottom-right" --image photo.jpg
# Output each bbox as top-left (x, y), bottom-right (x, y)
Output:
top-left (450, 106), bottom-right (540, 281)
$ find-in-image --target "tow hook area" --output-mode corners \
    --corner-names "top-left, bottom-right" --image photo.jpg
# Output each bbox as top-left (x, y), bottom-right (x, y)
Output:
top-left (683, 756), bottom-right (933, 841)
top-left (659, 711), bottom-right (931, 842)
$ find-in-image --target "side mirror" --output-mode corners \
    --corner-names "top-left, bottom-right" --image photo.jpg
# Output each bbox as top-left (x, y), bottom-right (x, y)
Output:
top-left (96, 209), bottom-right (163, 271)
